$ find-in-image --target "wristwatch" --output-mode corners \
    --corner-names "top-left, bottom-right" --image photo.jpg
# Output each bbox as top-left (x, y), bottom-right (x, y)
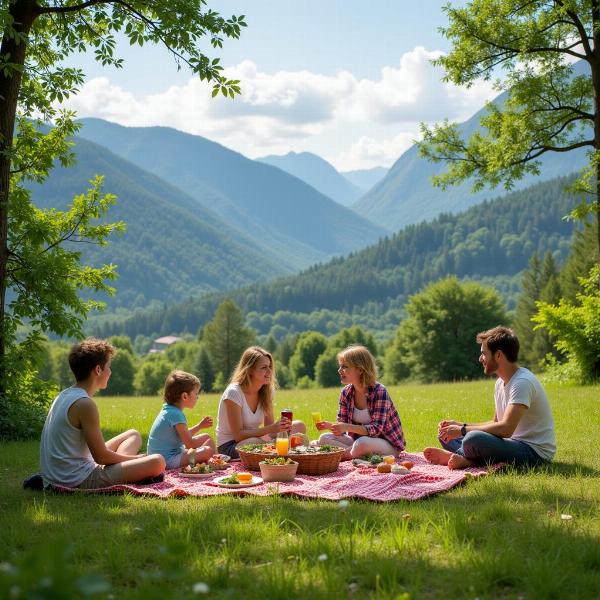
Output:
top-left (460, 423), bottom-right (467, 437)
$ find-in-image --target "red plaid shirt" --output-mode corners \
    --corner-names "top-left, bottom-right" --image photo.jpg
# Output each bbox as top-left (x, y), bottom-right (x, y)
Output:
top-left (336, 382), bottom-right (406, 451)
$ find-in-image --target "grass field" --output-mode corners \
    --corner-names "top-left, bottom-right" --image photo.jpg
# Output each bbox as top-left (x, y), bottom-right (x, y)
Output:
top-left (1, 380), bottom-right (599, 599)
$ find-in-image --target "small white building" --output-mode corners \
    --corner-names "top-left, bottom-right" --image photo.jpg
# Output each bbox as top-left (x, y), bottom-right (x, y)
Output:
top-left (149, 335), bottom-right (182, 353)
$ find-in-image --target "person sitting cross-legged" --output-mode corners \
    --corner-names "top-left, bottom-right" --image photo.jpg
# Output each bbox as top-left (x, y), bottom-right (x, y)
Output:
top-left (40, 338), bottom-right (165, 489)
top-left (424, 326), bottom-right (556, 470)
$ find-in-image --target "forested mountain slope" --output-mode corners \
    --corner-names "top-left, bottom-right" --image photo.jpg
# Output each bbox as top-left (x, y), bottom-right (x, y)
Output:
top-left (353, 62), bottom-right (591, 230)
top-left (76, 119), bottom-right (388, 266)
top-left (29, 136), bottom-right (293, 309)
top-left (92, 174), bottom-right (581, 336)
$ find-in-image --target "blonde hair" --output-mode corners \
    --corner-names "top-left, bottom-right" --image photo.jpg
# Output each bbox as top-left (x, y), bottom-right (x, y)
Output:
top-left (337, 345), bottom-right (378, 387)
top-left (230, 346), bottom-right (276, 411)
top-left (164, 370), bottom-right (201, 405)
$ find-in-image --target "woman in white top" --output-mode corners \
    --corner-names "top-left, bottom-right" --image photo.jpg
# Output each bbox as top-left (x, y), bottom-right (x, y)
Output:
top-left (216, 346), bottom-right (305, 458)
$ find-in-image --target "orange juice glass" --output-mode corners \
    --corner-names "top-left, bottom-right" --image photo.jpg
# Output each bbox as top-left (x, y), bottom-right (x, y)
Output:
top-left (311, 411), bottom-right (322, 425)
top-left (276, 437), bottom-right (289, 455)
top-left (383, 455), bottom-right (395, 465)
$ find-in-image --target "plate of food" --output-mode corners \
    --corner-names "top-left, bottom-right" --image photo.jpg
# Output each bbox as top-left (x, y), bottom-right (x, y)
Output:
top-left (352, 454), bottom-right (385, 468)
top-left (211, 472), bottom-right (263, 488)
top-left (208, 454), bottom-right (231, 470)
top-left (179, 463), bottom-right (216, 478)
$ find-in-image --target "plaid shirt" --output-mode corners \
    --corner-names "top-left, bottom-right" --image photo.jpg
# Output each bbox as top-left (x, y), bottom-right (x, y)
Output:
top-left (336, 382), bottom-right (406, 451)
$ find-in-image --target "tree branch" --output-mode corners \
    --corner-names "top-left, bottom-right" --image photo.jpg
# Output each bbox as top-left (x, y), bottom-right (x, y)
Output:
top-left (36, 0), bottom-right (116, 16)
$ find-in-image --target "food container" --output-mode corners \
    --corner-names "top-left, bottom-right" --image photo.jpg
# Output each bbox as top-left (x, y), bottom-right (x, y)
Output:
top-left (259, 460), bottom-right (299, 482)
top-left (239, 446), bottom-right (346, 475)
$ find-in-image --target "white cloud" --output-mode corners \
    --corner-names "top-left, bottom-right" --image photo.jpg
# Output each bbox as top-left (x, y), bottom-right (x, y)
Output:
top-left (335, 131), bottom-right (418, 171)
top-left (62, 47), bottom-right (497, 169)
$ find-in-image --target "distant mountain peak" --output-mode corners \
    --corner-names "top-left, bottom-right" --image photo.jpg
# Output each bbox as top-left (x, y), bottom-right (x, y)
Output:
top-left (257, 150), bottom-right (363, 207)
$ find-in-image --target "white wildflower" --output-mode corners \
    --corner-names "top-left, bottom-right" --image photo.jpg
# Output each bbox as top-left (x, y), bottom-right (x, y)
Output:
top-left (193, 582), bottom-right (210, 594)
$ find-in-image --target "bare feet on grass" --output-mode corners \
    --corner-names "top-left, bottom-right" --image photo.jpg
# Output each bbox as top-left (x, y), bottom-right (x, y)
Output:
top-left (423, 447), bottom-right (452, 465)
top-left (447, 454), bottom-right (475, 470)
top-left (424, 447), bottom-right (476, 470)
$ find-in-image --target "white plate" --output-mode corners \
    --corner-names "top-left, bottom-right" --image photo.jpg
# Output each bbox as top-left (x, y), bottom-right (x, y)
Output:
top-left (211, 475), bottom-right (263, 488)
top-left (178, 470), bottom-right (218, 479)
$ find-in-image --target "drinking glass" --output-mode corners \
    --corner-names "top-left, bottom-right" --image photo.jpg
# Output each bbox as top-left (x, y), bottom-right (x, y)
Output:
top-left (276, 431), bottom-right (289, 455)
top-left (311, 411), bottom-right (322, 426)
top-left (281, 409), bottom-right (293, 430)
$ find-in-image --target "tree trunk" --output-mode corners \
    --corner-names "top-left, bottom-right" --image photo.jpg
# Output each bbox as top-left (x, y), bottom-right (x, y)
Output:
top-left (0, 1), bottom-right (37, 399)
top-left (593, 0), bottom-right (600, 288)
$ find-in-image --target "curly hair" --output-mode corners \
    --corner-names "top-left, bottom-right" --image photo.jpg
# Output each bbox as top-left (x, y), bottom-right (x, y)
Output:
top-left (69, 338), bottom-right (115, 382)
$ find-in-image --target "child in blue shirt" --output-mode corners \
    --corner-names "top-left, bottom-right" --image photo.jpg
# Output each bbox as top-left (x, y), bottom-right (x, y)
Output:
top-left (147, 370), bottom-right (215, 469)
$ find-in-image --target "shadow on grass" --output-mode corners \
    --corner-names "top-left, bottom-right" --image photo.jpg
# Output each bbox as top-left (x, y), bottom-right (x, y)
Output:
top-left (541, 460), bottom-right (600, 477)
top-left (7, 472), bottom-right (600, 599)
top-left (5, 435), bottom-right (600, 599)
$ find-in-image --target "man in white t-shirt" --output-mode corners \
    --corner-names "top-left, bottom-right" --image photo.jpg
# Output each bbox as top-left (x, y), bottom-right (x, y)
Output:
top-left (424, 326), bottom-right (556, 469)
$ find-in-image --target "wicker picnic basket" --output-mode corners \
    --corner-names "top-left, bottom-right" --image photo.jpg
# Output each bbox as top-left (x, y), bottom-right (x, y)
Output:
top-left (238, 447), bottom-right (346, 475)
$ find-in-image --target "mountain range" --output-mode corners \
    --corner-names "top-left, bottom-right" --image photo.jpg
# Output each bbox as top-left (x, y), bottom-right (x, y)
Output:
top-left (341, 167), bottom-right (388, 192)
top-left (257, 151), bottom-right (364, 206)
top-left (28, 136), bottom-right (292, 309)
top-left (91, 173), bottom-right (582, 340)
top-left (75, 119), bottom-right (388, 265)
top-left (352, 61), bottom-right (592, 230)
top-left (32, 59), bottom-right (593, 321)
top-left (28, 120), bottom-right (393, 309)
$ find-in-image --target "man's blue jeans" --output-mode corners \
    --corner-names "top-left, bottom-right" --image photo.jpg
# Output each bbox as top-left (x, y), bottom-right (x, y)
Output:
top-left (439, 431), bottom-right (546, 467)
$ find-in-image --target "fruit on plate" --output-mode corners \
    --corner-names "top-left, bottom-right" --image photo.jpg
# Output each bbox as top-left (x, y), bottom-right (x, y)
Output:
top-left (290, 434), bottom-right (303, 448)
top-left (182, 462), bottom-right (214, 474)
top-left (391, 464), bottom-right (410, 475)
top-left (376, 463), bottom-right (391, 473)
top-left (237, 472), bottom-right (253, 483)
top-left (399, 461), bottom-right (414, 470)
top-left (208, 455), bottom-right (229, 470)
top-left (367, 454), bottom-right (383, 465)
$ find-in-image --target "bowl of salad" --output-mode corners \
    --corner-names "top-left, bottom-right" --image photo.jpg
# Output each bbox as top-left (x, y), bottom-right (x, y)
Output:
top-left (258, 457), bottom-right (299, 482)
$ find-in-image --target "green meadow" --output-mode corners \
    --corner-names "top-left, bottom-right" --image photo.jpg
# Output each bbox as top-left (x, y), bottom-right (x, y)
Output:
top-left (1, 380), bottom-right (599, 599)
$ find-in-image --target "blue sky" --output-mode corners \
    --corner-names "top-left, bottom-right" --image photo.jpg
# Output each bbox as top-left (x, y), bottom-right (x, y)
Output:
top-left (64, 0), bottom-right (496, 170)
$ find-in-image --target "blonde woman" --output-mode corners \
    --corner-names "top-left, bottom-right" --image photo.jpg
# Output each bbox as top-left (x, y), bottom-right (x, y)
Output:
top-left (317, 345), bottom-right (406, 460)
top-left (216, 346), bottom-right (306, 459)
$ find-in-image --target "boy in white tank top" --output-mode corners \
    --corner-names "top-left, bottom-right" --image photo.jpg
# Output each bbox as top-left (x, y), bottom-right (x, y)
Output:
top-left (40, 338), bottom-right (165, 489)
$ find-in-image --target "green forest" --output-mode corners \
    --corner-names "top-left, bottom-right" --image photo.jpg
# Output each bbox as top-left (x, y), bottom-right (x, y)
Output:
top-left (90, 173), bottom-right (582, 342)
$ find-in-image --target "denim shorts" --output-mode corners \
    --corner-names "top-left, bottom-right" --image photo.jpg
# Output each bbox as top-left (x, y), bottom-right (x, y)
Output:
top-left (218, 440), bottom-right (239, 459)
top-left (165, 451), bottom-right (186, 470)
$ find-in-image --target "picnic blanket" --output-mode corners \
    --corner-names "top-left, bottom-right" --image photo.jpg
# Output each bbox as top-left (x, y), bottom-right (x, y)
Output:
top-left (50, 452), bottom-right (496, 502)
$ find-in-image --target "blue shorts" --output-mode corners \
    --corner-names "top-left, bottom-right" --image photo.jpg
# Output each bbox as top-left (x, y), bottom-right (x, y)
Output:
top-left (165, 451), bottom-right (186, 470)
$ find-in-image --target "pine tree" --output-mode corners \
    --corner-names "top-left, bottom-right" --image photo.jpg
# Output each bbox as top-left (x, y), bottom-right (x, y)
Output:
top-left (513, 254), bottom-right (543, 367)
top-left (514, 252), bottom-right (562, 368)
top-left (194, 346), bottom-right (215, 393)
top-left (203, 300), bottom-right (255, 382)
top-left (559, 222), bottom-right (598, 301)
top-left (531, 253), bottom-right (562, 365)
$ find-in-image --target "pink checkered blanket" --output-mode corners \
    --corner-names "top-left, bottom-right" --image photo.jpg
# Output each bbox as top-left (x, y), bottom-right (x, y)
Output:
top-left (51, 452), bottom-right (496, 502)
